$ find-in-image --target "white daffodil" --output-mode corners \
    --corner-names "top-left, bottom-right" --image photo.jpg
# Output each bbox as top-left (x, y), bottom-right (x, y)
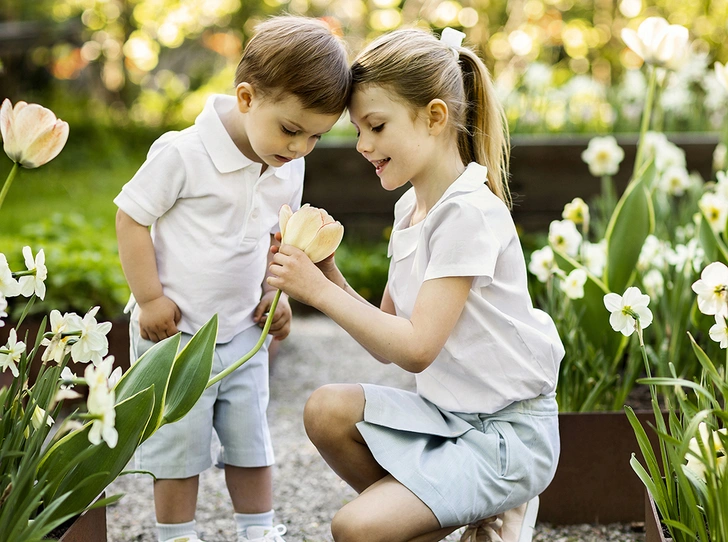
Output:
top-left (562, 197), bottom-right (590, 226)
top-left (654, 140), bottom-right (687, 173)
top-left (621, 17), bottom-right (690, 71)
top-left (692, 262), bottom-right (728, 317)
top-left (581, 135), bottom-right (625, 177)
top-left (0, 328), bottom-right (25, 377)
top-left (70, 306), bottom-right (112, 366)
top-left (583, 240), bottom-right (607, 277)
top-left (709, 314), bottom-right (728, 348)
top-left (716, 62), bottom-right (728, 92)
top-left (548, 219), bottom-right (582, 257)
top-left (278, 204), bottom-right (344, 263)
top-left (85, 358), bottom-right (118, 448)
top-left (30, 405), bottom-right (54, 430)
top-left (0, 99), bottom-right (69, 168)
top-left (18, 246), bottom-right (47, 300)
top-left (642, 269), bottom-right (665, 298)
top-left (603, 286), bottom-right (653, 337)
top-left (658, 166), bottom-right (692, 197)
top-left (698, 193), bottom-right (728, 234)
top-left (684, 422), bottom-right (728, 481)
top-left (0, 295), bottom-right (6, 328)
top-left (559, 268), bottom-right (587, 300)
top-left (0, 253), bottom-right (21, 297)
top-left (41, 309), bottom-right (83, 363)
top-left (528, 246), bottom-right (557, 283)
top-left (715, 171), bottom-right (728, 201)
top-left (638, 235), bottom-right (669, 272)
top-left (667, 239), bottom-right (704, 274)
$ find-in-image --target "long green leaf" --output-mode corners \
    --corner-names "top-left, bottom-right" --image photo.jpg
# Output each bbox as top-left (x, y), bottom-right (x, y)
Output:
top-left (603, 157), bottom-right (656, 293)
top-left (162, 315), bottom-right (218, 426)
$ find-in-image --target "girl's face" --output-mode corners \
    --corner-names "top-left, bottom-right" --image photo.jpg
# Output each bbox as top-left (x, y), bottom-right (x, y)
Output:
top-left (349, 85), bottom-right (436, 191)
top-left (235, 85), bottom-right (340, 169)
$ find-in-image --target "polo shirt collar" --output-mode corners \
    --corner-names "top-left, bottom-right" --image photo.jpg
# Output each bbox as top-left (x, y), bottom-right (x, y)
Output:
top-left (195, 94), bottom-right (292, 181)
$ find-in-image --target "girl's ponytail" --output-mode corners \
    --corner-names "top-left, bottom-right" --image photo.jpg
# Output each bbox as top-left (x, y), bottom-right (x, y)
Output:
top-left (457, 49), bottom-right (512, 209)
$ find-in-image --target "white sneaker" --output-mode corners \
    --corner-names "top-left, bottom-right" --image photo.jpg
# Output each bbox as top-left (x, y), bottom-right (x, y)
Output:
top-left (162, 537), bottom-right (205, 542)
top-left (238, 524), bottom-right (287, 542)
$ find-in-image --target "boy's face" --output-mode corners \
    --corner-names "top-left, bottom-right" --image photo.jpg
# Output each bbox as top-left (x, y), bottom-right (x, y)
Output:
top-left (236, 84), bottom-right (341, 168)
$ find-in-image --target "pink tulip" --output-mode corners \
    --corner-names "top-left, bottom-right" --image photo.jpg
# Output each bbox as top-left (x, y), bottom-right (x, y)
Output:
top-left (278, 204), bottom-right (344, 263)
top-left (0, 99), bottom-right (69, 168)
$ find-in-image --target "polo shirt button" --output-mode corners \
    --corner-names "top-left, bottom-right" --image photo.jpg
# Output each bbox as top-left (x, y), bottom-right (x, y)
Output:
top-left (251, 209), bottom-right (259, 219)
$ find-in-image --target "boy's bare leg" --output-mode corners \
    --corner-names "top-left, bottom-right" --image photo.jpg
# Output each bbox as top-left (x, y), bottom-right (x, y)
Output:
top-left (154, 476), bottom-right (199, 523)
top-left (225, 464), bottom-right (273, 513)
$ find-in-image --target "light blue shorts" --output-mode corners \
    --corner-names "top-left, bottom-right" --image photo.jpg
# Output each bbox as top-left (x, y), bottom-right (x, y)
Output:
top-left (356, 384), bottom-right (560, 528)
top-left (130, 317), bottom-right (275, 479)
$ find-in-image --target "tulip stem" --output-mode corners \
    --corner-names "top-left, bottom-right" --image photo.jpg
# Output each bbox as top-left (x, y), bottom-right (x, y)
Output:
top-left (633, 66), bottom-right (657, 177)
top-left (0, 162), bottom-right (19, 214)
top-left (205, 289), bottom-right (281, 389)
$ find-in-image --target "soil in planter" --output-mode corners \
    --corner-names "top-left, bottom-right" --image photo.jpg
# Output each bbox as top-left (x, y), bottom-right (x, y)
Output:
top-left (46, 516), bottom-right (77, 540)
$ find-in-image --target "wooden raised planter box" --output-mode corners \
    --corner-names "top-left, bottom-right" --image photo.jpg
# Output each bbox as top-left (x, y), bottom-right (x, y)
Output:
top-left (304, 133), bottom-right (720, 239)
top-left (644, 488), bottom-right (672, 542)
top-left (539, 410), bottom-right (667, 525)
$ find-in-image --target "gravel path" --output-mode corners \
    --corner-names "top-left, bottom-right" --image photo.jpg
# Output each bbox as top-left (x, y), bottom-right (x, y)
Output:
top-left (106, 314), bottom-right (645, 542)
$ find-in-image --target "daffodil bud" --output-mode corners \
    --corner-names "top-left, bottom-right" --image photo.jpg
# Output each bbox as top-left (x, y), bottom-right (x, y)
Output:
top-left (0, 99), bottom-right (69, 168)
top-left (278, 203), bottom-right (344, 263)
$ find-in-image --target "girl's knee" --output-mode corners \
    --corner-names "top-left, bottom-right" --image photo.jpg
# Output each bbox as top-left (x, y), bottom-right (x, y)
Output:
top-left (331, 504), bottom-right (374, 542)
top-left (303, 384), bottom-right (364, 442)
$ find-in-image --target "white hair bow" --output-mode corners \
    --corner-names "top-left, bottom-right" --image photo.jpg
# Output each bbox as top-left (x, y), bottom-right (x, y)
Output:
top-left (440, 27), bottom-right (465, 58)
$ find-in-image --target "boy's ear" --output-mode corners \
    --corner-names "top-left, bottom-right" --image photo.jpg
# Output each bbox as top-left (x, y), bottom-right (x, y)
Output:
top-left (426, 99), bottom-right (449, 135)
top-left (236, 83), bottom-right (255, 113)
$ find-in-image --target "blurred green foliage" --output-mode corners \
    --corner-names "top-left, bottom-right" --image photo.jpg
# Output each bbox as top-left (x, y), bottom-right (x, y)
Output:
top-left (335, 239), bottom-right (390, 304)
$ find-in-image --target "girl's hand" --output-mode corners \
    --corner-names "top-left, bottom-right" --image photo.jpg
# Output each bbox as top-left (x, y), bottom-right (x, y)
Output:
top-left (267, 244), bottom-right (330, 306)
top-left (254, 290), bottom-right (292, 340)
top-left (138, 295), bottom-right (181, 342)
top-left (271, 232), bottom-right (341, 284)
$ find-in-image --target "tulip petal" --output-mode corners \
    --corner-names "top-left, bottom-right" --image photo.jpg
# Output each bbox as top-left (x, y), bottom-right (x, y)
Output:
top-left (21, 120), bottom-right (69, 168)
top-left (621, 28), bottom-right (645, 60)
top-left (305, 221), bottom-right (344, 263)
top-left (13, 104), bottom-right (58, 158)
top-left (282, 205), bottom-right (325, 250)
top-left (637, 17), bottom-right (669, 48)
top-left (278, 204), bottom-right (293, 236)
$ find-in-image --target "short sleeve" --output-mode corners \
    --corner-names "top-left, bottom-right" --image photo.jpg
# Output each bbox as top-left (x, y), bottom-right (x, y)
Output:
top-left (423, 199), bottom-right (500, 285)
top-left (113, 135), bottom-right (186, 226)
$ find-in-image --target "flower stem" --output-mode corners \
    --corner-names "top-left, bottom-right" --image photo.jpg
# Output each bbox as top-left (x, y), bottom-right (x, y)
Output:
top-left (633, 66), bottom-right (658, 177)
top-left (0, 162), bottom-right (19, 214)
top-left (205, 289), bottom-right (281, 389)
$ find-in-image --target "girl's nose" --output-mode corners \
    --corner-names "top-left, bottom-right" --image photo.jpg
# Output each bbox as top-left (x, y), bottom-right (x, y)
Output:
top-left (356, 133), bottom-right (371, 154)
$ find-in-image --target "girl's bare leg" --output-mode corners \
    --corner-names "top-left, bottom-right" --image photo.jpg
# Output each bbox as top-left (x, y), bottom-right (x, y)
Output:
top-left (304, 384), bottom-right (461, 542)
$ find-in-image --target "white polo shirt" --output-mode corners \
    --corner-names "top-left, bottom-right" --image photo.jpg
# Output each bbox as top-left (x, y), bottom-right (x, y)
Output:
top-left (114, 94), bottom-right (304, 343)
top-left (387, 162), bottom-right (564, 414)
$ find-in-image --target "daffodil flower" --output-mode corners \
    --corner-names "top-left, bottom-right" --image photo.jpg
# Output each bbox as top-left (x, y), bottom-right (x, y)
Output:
top-left (278, 203), bottom-right (344, 263)
top-left (562, 197), bottom-right (590, 226)
top-left (709, 315), bottom-right (728, 349)
top-left (0, 253), bottom-right (21, 297)
top-left (698, 193), bottom-right (728, 234)
top-left (0, 328), bottom-right (26, 377)
top-left (0, 99), bottom-right (69, 169)
top-left (0, 295), bottom-right (6, 328)
top-left (528, 246), bottom-right (557, 283)
top-left (41, 309), bottom-right (83, 363)
top-left (559, 268), bottom-right (587, 300)
top-left (17, 246), bottom-right (47, 300)
top-left (548, 219), bottom-right (582, 257)
top-left (603, 286), bottom-right (653, 337)
top-left (621, 17), bottom-right (690, 71)
top-left (691, 262), bottom-right (728, 317)
top-left (684, 422), bottom-right (728, 481)
top-left (84, 358), bottom-right (118, 448)
top-left (581, 135), bottom-right (625, 177)
top-left (70, 306), bottom-right (112, 366)
top-left (31, 406), bottom-right (54, 431)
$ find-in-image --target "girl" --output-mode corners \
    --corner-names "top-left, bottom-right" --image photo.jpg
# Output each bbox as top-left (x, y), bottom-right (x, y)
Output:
top-left (267, 27), bottom-right (563, 542)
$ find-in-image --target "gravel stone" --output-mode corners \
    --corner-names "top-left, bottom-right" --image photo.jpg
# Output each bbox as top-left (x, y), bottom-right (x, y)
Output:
top-left (106, 314), bottom-right (645, 542)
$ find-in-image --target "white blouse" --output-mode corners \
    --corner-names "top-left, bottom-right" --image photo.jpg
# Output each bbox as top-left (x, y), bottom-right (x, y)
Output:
top-left (387, 162), bottom-right (564, 414)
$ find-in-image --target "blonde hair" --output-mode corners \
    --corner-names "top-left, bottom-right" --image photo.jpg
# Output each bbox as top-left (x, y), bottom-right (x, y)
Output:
top-left (351, 28), bottom-right (511, 208)
top-left (235, 16), bottom-right (351, 115)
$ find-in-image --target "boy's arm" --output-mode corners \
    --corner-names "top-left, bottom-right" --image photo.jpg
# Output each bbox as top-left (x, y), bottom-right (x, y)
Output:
top-left (116, 209), bottom-right (180, 342)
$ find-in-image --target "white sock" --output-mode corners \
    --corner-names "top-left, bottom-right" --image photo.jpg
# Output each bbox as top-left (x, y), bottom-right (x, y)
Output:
top-left (156, 519), bottom-right (197, 541)
top-left (234, 510), bottom-right (275, 536)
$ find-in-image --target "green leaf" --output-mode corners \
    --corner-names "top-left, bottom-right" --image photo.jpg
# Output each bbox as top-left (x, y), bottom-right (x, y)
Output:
top-left (114, 333), bottom-right (181, 441)
top-left (162, 315), bottom-right (218, 425)
top-left (603, 158), bottom-right (655, 293)
top-left (697, 208), bottom-right (728, 265)
top-left (37, 386), bottom-right (155, 523)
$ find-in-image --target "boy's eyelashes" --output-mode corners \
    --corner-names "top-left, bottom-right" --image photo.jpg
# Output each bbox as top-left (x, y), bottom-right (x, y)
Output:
top-left (280, 125), bottom-right (323, 140)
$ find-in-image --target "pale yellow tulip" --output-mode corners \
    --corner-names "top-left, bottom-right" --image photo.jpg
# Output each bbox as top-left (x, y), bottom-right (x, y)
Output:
top-left (621, 17), bottom-right (689, 71)
top-left (0, 98), bottom-right (69, 168)
top-left (279, 203), bottom-right (344, 263)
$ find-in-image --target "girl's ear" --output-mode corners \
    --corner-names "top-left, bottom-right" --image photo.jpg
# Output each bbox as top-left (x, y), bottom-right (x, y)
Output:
top-left (236, 83), bottom-right (255, 113)
top-left (426, 99), bottom-right (449, 136)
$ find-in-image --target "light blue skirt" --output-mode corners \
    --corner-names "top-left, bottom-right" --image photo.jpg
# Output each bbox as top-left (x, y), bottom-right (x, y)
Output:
top-left (356, 384), bottom-right (560, 528)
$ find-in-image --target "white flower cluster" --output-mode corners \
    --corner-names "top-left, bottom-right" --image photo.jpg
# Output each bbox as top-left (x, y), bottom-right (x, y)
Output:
top-left (0, 248), bottom-right (118, 448)
top-left (698, 169), bottom-right (728, 234)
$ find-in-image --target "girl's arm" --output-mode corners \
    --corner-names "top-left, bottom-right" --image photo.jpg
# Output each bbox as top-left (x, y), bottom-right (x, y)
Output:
top-left (115, 209), bottom-right (180, 342)
top-left (268, 245), bottom-right (471, 373)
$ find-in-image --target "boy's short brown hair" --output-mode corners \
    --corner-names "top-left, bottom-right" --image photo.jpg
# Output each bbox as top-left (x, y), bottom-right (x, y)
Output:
top-left (235, 16), bottom-right (351, 115)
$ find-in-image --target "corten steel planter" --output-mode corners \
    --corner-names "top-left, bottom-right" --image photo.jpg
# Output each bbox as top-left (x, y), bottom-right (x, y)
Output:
top-left (539, 410), bottom-right (667, 525)
top-left (644, 488), bottom-right (673, 542)
top-left (303, 134), bottom-right (720, 239)
top-left (55, 498), bottom-right (108, 542)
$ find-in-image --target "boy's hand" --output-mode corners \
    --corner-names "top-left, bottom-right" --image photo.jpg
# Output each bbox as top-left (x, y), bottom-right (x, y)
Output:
top-left (254, 290), bottom-right (292, 340)
top-left (138, 295), bottom-right (181, 342)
